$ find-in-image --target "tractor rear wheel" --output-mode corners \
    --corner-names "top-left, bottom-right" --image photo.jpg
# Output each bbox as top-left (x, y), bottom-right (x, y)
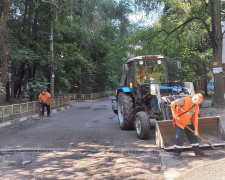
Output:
top-left (135, 111), bottom-right (150, 140)
top-left (117, 92), bottom-right (135, 130)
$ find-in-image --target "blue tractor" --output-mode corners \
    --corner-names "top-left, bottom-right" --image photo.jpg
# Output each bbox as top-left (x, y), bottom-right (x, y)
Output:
top-left (112, 55), bottom-right (195, 140)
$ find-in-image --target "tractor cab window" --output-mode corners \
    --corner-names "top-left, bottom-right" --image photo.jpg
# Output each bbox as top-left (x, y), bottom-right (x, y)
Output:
top-left (135, 64), bottom-right (149, 84)
top-left (135, 60), bottom-right (167, 85)
top-left (126, 63), bottom-right (133, 86)
top-left (167, 61), bottom-right (182, 82)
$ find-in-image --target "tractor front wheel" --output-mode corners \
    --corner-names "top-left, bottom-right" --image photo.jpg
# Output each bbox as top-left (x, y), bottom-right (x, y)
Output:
top-left (117, 92), bottom-right (135, 130)
top-left (135, 111), bottom-right (150, 140)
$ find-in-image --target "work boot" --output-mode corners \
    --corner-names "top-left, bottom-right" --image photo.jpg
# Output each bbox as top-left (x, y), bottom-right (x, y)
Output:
top-left (196, 152), bottom-right (207, 157)
top-left (173, 155), bottom-right (181, 159)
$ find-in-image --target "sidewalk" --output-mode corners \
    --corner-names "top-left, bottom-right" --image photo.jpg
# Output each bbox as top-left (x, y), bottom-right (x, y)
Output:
top-left (175, 156), bottom-right (225, 180)
top-left (161, 148), bottom-right (225, 180)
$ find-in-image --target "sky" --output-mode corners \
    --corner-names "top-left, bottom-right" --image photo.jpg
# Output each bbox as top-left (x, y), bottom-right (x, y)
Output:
top-left (113, 0), bottom-right (164, 27)
top-left (128, 5), bottom-right (164, 27)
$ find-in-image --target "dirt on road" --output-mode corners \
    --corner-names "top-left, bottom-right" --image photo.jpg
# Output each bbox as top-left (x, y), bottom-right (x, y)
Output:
top-left (0, 151), bottom-right (164, 180)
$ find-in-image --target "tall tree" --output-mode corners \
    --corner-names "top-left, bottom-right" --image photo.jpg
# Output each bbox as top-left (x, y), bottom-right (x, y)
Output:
top-left (210, 0), bottom-right (224, 107)
top-left (133, 0), bottom-right (225, 107)
top-left (0, 0), bottom-right (11, 105)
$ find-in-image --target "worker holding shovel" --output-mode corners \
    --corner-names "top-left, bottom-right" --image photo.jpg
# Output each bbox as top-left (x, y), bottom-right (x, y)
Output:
top-left (171, 93), bottom-right (206, 159)
top-left (39, 90), bottom-right (51, 118)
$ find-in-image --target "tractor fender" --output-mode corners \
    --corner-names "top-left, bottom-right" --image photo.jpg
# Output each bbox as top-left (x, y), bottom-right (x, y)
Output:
top-left (117, 87), bottom-right (131, 92)
top-left (134, 106), bottom-right (145, 115)
top-left (116, 87), bottom-right (132, 100)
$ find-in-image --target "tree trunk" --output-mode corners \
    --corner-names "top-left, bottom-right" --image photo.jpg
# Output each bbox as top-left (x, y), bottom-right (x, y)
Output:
top-left (49, 3), bottom-right (54, 99)
top-left (22, 0), bottom-right (28, 33)
top-left (13, 0), bottom-right (28, 100)
top-left (11, 61), bottom-right (14, 103)
top-left (210, 0), bottom-right (225, 107)
top-left (0, 0), bottom-right (11, 106)
top-left (5, 82), bottom-right (10, 102)
top-left (14, 63), bottom-right (26, 97)
top-left (28, 66), bottom-right (34, 101)
top-left (28, 0), bottom-right (38, 102)
top-left (78, 76), bottom-right (82, 93)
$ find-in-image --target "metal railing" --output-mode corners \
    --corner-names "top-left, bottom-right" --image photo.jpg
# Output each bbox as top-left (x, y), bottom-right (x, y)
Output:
top-left (62, 90), bottom-right (115, 100)
top-left (50, 97), bottom-right (70, 109)
top-left (0, 97), bottom-right (70, 122)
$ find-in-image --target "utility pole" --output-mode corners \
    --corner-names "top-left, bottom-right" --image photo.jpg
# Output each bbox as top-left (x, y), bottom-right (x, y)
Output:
top-left (50, 3), bottom-right (54, 99)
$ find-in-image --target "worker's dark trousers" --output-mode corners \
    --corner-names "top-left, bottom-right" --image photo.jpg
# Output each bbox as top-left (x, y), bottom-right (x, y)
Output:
top-left (174, 124), bottom-right (203, 156)
top-left (42, 103), bottom-right (50, 116)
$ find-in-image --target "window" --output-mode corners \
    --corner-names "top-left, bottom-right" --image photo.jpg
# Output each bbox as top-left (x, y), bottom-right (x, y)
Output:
top-left (126, 63), bottom-right (133, 86)
top-left (135, 60), bottom-right (167, 84)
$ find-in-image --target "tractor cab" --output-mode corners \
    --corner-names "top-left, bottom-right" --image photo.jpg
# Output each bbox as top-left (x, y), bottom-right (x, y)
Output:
top-left (118, 55), bottom-right (183, 94)
top-left (133, 56), bottom-right (167, 85)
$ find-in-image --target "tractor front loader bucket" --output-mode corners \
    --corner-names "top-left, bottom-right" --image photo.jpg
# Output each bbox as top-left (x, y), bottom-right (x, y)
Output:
top-left (156, 116), bottom-right (225, 150)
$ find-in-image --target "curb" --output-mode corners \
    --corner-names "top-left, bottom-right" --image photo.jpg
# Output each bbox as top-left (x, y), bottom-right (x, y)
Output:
top-left (158, 151), bottom-right (170, 172)
top-left (0, 105), bottom-right (72, 128)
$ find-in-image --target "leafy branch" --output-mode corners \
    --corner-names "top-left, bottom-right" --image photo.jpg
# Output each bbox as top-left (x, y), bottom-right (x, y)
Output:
top-left (148, 17), bottom-right (212, 49)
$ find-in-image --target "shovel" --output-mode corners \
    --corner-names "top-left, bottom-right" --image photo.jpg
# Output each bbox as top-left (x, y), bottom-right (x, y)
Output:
top-left (175, 117), bottom-right (225, 150)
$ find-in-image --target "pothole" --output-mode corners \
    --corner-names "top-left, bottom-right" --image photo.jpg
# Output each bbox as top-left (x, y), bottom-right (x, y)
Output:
top-left (93, 108), bottom-right (107, 111)
top-left (78, 106), bottom-right (91, 109)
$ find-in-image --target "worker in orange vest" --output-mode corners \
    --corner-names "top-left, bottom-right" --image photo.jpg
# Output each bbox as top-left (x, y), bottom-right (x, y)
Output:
top-left (171, 93), bottom-right (206, 159)
top-left (39, 90), bottom-right (51, 117)
top-left (135, 66), bottom-right (149, 84)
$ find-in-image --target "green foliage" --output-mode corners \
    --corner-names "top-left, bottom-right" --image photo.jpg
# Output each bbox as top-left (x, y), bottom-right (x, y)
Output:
top-left (7, 0), bottom-right (218, 98)
top-left (27, 77), bottom-right (49, 95)
top-left (1, 0), bottom-right (134, 97)
top-left (129, 0), bottom-right (213, 86)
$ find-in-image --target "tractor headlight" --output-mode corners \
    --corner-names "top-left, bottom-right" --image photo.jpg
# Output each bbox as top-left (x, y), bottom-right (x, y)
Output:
top-left (157, 60), bottom-right (161, 64)
top-left (139, 60), bottom-right (144, 65)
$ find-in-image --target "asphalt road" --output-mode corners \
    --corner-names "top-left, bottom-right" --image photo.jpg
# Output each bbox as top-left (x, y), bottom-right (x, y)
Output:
top-left (0, 97), bottom-right (158, 151)
top-left (0, 97), bottom-right (164, 180)
top-left (1, 97), bottom-right (225, 180)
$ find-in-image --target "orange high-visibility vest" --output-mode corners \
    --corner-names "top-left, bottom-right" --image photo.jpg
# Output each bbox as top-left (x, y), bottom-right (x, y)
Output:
top-left (39, 92), bottom-right (51, 105)
top-left (175, 97), bottom-right (199, 129)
